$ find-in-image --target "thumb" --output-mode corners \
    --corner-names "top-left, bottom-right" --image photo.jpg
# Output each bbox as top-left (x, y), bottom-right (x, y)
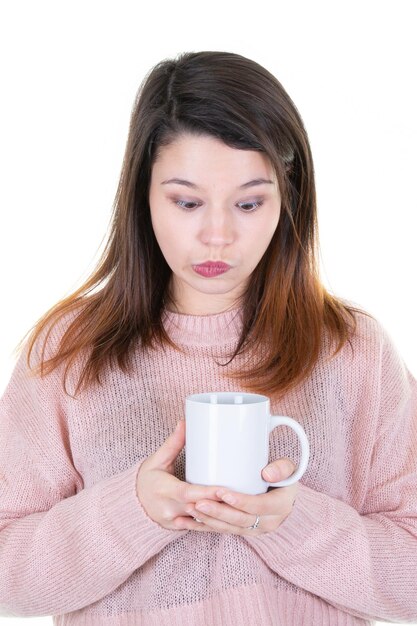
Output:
top-left (262, 457), bottom-right (296, 482)
top-left (149, 419), bottom-right (186, 470)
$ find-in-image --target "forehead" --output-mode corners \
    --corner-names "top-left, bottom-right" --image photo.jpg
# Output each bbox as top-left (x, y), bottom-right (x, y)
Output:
top-left (152, 133), bottom-right (277, 185)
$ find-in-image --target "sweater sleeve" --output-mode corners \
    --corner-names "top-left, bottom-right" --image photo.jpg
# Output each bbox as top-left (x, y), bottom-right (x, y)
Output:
top-left (0, 337), bottom-right (187, 617)
top-left (244, 325), bottom-right (417, 623)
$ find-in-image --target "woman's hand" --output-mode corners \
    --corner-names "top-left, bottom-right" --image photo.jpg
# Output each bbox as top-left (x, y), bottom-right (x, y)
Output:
top-left (176, 459), bottom-right (298, 536)
top-left (137, 418), bottom-right (298, 535)
top-left (136, 419), bottom-right (224, 530)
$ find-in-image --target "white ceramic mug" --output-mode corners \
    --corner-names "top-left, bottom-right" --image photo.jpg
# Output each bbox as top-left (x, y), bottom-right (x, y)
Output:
top-left (185, 391), bottom-right (309, 495)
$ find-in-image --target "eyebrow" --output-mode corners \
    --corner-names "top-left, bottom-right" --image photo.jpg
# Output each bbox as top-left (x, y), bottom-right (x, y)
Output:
top-left (160, 177), bottom-right (274, 190)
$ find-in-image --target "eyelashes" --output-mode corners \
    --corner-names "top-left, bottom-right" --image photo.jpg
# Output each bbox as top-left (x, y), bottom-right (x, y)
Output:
top-left (174, 200), bottom-right (264, 213)
top-left (237, 200), bottom-right (264, 212)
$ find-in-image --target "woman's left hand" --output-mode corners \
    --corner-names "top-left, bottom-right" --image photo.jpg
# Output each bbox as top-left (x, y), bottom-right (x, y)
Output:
top-left (176, 458), bottom-right (298, 536)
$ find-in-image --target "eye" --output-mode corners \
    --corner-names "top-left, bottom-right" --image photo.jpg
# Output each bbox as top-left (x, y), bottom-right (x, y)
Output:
top-left (173, 199), bottom-right (264, 213)
top-left (238, 200), bottom-right (264, 212)
top-left (175, 200), bottom-right (201, 211)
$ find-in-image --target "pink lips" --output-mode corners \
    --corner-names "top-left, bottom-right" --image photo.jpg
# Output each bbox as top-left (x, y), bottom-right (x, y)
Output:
top-left (192, 261), bottom-right (231, 278)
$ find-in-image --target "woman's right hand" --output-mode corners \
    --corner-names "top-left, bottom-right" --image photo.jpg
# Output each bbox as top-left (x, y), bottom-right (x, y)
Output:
top-left (136, 419), bottom-right (223, 531)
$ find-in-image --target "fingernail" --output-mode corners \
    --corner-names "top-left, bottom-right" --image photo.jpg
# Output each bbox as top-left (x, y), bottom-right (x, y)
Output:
top-left (221, 493), bottom-right (236, 505)
top-left (196, 502), bottom-right (210, 512)
top-left (264, 468), bottom-right (278, 481)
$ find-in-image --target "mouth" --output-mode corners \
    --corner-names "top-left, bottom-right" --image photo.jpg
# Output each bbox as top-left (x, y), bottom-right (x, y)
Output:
top-left (192, 261), bottom-right (232, 278)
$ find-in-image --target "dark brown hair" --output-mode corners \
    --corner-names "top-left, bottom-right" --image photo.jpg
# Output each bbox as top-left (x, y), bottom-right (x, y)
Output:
top-left (15, 50), bottom-right (370, 398)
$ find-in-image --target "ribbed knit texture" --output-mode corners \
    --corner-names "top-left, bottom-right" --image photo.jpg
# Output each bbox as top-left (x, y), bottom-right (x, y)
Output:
top-left (1, 304), bottom-right (417, 625)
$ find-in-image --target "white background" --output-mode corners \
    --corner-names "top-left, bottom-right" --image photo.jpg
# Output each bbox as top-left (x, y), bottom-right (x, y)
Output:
top-left (0, 1), bottom-right (416, 624)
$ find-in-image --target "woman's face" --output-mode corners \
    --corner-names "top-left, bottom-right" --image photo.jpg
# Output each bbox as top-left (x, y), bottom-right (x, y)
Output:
top-left (148, 133), bottom-right (281, 315)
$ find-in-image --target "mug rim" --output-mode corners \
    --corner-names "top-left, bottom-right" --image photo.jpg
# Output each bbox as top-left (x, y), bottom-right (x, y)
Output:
top-left (186, 391), bottom-right (269, 405)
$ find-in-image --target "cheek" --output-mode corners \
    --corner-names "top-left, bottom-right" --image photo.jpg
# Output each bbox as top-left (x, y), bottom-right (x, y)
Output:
top-left (243, 212), bottom-right (279, 248)
top-left (260, 208), bottom-right (280, 245)
top-left (151, 212), bottom-right (186, 265)
top-left (150, 211), bottom-right (167, 253)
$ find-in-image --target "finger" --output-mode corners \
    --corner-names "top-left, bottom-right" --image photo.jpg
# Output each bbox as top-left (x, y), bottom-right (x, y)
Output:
top-left (148, 420), bottom-right (186, 470)
top-left (173, 515), bottom-right (217, 533)
top-left (181, 508), bottom-right (245, 534)
top-left (262, 457), bottom-right (297, 483)
top-left (214, 483), bottom-right (295, 516)
top-left (181, 482), bottom-right (224, 503)
top-left (183, 504), bottom-right (256, 535)
top-left (191, 500), bottom-right (254, 529)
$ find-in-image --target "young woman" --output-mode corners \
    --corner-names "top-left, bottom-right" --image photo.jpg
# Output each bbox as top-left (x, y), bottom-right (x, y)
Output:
top-left (1, 50), bottom-right (416, 625)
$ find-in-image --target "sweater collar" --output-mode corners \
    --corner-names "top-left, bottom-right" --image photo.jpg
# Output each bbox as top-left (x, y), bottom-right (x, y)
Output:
top-left (161, 305), bottom-right (244, 346)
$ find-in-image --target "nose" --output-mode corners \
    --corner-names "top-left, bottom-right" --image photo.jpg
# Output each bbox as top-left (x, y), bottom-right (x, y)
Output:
top-left (198, 206), bottom-right (235, 247)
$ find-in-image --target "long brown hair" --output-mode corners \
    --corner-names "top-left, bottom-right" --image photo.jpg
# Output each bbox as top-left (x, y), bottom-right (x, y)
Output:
top-left (15, 50), bottom-right (370, 398)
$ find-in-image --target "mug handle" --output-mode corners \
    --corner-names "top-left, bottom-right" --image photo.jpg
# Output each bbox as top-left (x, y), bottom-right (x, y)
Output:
top-left (267, 416), bottom-right (310, 487)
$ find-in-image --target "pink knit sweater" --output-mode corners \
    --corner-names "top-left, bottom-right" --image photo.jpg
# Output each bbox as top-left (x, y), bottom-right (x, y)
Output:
top-left (0, 305), bottom-right (416, 625)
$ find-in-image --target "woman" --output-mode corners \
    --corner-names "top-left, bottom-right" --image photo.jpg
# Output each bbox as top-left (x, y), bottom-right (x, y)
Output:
top-left (1, 50), bottom-right (416, 625)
